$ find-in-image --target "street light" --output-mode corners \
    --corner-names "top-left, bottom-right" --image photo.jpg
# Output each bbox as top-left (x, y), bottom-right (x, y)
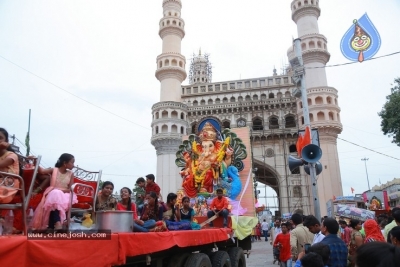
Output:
top-left (361, 158), bottom-right (371, 191)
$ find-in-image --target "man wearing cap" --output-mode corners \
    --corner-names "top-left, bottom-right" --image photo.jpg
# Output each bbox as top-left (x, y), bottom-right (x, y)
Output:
top-left (207, 188), bottom-right (229, 228)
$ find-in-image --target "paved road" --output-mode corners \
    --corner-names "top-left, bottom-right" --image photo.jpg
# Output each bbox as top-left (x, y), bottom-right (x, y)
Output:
top-left (245, 239), bottom-right (286, 267)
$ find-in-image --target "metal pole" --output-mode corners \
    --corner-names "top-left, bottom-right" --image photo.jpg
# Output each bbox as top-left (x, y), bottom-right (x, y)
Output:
top-left (361, 158), bottom-right (371, 191)
top-left (26, 109), bottom-right (31, 156)
top-left (293, 38), bottom-right (321, 219)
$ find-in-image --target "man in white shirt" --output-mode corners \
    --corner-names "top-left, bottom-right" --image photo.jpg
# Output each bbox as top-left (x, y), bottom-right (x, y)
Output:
top-left (261, 219), bottom-right (270, 241)
top-left (270, 219), bottom-right (282, 243)
top-left (303, 215), bottom-right (325, 245)
top-left (270, 219), bottom-right (282, 264)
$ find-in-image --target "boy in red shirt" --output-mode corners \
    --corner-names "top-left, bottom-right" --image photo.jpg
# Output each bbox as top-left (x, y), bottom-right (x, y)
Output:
top-left (207, 188), bottom-right (229, 228)
top-left (145, 174), bottom-right (161, 198)
top-left (273, 222), bottom-right (292, 267)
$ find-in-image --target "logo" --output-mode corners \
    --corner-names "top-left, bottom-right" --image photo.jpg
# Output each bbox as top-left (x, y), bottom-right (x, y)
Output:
top-left (340, 13), bottom-right (381, 62)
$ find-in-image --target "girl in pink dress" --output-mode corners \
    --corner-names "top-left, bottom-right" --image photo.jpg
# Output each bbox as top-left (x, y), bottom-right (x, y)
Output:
top-left (32, 153), bottom-right (77, 229)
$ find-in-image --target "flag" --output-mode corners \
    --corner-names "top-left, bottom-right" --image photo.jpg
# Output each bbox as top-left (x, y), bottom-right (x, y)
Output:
top-left (25, 132), bottom-right (30, 156)
top-left (296, 126), bottom-right (311, 157)
top-left (351, 187), bottom-right (355, 194)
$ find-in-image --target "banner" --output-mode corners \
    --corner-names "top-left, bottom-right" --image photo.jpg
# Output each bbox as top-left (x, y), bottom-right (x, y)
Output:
top-left (335, 204), bottom-right (375, 220)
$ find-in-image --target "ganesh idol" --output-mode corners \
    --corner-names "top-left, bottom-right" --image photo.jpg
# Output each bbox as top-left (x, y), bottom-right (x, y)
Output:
top-left (177, 122), bottom-right (242, 199)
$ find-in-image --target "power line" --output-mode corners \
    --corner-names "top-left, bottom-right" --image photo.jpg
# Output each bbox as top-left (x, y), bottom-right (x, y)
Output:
top-left (338, 137), bottom-right (400, 160)
top-left (305, 51), bottom-right (400, 69)
top-left (0, 55), bottom-right (151, 130)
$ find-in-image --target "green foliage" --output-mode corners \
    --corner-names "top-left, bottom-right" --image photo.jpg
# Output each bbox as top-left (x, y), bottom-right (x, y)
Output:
top-left (378, 78), bottom-right (400, 146)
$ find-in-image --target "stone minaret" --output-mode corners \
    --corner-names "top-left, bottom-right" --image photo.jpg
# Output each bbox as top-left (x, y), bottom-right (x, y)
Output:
top-left (189, 50), bottom-right (212, 84)
top-left (287, 0), bottom-right (343, 216)
top-left (151, 0), bottom-right (188, 199)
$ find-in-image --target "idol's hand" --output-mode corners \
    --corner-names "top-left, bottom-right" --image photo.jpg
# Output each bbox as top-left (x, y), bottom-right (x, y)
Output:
top-left (225, 147), bottom-right (233, 156)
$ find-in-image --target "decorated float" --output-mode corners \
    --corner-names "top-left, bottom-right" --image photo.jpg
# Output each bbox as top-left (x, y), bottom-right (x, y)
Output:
top-left (0, 119), bottom-right (256, 267)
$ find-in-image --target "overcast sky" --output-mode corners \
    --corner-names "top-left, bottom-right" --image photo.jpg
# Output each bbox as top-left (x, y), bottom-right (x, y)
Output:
top-left (1, 0), bottom-right (399, 212)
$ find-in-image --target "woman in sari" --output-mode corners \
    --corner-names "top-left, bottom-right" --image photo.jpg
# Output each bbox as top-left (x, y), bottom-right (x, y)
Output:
top-left (95, 181), bottom-right (116, 211)
top-left (116, 187), bottom-right (137, 220)
top-left (32, 153), bottom-right (77, 230)
top-left (363, 219), bottom-right (385, 243)
top-left (133, 191), bottom-right (165, 232)
top-left (0, 127), bottom-right (20, 233)
top-left (256, 222), bottom-right (262, 241)
top-left (348, 219), bottom-right (364, 267)
top-left (0, 128), bottom-right (19, 176)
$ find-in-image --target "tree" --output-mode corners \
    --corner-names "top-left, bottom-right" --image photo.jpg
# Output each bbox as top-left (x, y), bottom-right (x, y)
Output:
top-left (378, 78), bottom-right (400, 146)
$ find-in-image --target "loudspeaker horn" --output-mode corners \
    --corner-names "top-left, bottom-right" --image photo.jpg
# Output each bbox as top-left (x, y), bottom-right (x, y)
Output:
top-left (301, 144), bottom-right (322, 163)
top-left (304, 161), bottom-right (323, 175)
top-left (288, 155), bottom-right (304, 171)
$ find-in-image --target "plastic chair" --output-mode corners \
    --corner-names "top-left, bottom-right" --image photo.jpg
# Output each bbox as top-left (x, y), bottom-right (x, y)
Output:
top-left (21, 156), bottom-right (42, 207)
top-left (0, 155), bottom-right (41, 235)
top-left (67, 166), bottom-right (101, 229)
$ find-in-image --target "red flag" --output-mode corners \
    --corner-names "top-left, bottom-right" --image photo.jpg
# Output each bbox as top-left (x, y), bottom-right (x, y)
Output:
top-left (296, 126), bottom-right (311, 157)
top-left (351, 187), bottom-right (355, 194)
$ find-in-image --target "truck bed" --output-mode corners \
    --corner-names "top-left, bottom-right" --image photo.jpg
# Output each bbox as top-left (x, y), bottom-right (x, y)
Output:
top-left (1, 228), bottom-right (236, 267)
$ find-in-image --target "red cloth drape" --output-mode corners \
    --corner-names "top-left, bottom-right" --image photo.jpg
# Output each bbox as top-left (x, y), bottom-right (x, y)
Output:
top-left (1, 229), bottom-right (232, 266)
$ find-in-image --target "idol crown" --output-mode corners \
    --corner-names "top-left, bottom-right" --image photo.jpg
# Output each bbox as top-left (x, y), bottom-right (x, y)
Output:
top-left (199, 122), bottom-right (217, 142)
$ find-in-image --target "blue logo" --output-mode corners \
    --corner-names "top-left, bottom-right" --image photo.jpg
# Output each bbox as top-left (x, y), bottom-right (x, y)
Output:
top-left (340, 13), bottom-right (381, 62)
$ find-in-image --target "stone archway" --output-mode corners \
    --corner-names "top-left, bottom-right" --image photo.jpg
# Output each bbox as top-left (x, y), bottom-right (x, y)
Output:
top-left (253, 158), bottom-right (282, 214)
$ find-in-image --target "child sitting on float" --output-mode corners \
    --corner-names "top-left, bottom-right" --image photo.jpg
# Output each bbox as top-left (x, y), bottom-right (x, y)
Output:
top-left (133, 191), bottom-right (165, 232)
top-left (116, 187), bottom-right (137, 220)
top-left (163, 193), bottom-right (180, 221)
top-left (32, 153), bottom-right (78, 230)
top-left (163, 193), bottom-right (191, 231)
top-left (180, 196), bottom-right (201, 230)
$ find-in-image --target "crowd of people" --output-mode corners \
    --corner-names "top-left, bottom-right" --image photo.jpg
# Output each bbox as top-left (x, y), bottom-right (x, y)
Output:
top-left (95, 174), bottom-right (205, 232)
top-left (0, 126), bottom-right (230, 233)
top-left (265, 210), bottom-right (400, 267)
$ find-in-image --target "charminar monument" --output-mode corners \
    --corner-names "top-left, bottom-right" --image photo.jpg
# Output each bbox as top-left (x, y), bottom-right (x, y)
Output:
top-left (151, 0), bottom-right (343, 216)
